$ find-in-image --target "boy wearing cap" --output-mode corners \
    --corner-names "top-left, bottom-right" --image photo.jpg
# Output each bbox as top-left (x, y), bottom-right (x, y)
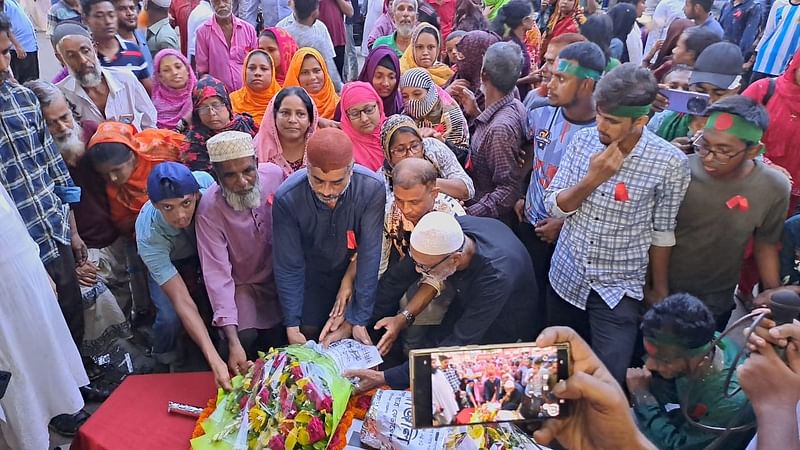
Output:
top-left (145, 0), bottom-right (179, 54)
top-left (195, 131), bottom-right (287, 376)
top-left (544, 63), bottom-right (690, 385)
top-left (136, 163), bottom-right (229, 383)
top-left (667, 96), bottom-right (789, 331)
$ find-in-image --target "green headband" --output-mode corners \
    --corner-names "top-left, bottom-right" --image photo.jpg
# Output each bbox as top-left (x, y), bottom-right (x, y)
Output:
top-left (644, 329), bottom-right (713, 359)
top-left (705, 111), bottom-right (763, 143)
top-left (556, 60), bottom-right (602, 81)
top-left (606, 104), bottom-right (652, 118)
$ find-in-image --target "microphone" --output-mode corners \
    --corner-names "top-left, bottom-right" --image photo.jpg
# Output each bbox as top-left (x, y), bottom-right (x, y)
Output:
top-left (770, 290), bottom-right (800, 325)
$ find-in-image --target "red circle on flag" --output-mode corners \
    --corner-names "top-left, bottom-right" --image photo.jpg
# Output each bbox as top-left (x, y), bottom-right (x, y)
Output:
top-left (714, 113), bottom-right (735, 131)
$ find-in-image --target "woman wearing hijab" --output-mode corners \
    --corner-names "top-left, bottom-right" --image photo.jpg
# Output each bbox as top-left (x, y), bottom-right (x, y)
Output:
top-left (401, 68), bottom-right (470, 165)
top-left (492, 0), bottom-right (537, 100)
top-left (400, 23), bottom-right (455, 87)
top-left (254, 87), bottom-right (319, 176)
top-left (152, 49), bottom-right (196, 130)
top-left (448, 30), bottom-right (501, 111)
top-left (181, 75), bottom-right (259, 174)
top-left (541, 0), bottom-right (585, 56)
top-left (380, 114), bottom-right (474, 201)
top-left (643, 18), bottom-right (693, 82)
top-left (367, 0), bottom-right (397, 49)
top-left (608, 3), bottom-right (637, 63)
top-left (283, 48), bottom-right (341, 120)
top-left (258, 27), bottom-right (299, 85)
top-left (455, 0), bottom-right (489, 33)
top-left (340, 82), bottom-right (387, 171)
top-left (744, 48), bottom-right (800, 212)
top-left (355, 46), bottom-right (404, 117)
top-left (230, 49), bottom-right (281, 124)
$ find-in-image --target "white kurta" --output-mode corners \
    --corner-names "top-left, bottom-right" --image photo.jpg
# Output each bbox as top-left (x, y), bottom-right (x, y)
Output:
top-left (0, 186), bottom-right (88, 450)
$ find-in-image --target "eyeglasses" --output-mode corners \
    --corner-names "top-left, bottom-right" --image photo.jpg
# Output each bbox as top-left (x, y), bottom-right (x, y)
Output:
top-left (692, 134), bottom-right (748, 165)
top-left (197, 101), bottom-right (227, 116)
top-left (346, 104), bottom-right (378, 121)
top-left (411, 240), bottom-right (465, 274)
top-left (390, 140), bottom-right (423, 157)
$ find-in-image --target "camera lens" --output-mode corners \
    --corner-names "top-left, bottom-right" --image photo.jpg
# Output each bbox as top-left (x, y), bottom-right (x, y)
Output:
top-left (687, 97), bottom-right (709, 114)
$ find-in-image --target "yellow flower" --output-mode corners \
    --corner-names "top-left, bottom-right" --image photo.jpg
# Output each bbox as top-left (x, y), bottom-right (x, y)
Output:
top-left (248, 407), bottom-right (267, 433)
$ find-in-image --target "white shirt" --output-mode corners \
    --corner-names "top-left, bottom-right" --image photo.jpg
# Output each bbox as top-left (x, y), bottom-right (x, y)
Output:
top-left (187, 0), bottom-right (214, 58)
top-left (56, 68), bottom-right (157, 131)
top-left (626, 23), bottom-right (643, 66)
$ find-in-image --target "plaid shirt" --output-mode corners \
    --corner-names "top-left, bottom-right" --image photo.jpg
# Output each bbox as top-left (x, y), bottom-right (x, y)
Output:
top-left (0, 81), bottom-right (75, 264)
top-left (443, 367), bottom-right (461, 393)
top-left (466, 93), bottom-right (527, 219)
top-left (544, 127), bottom-right (690, 310)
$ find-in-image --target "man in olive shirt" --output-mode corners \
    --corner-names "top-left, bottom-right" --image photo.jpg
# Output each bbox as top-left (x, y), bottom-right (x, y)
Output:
top-left (668, 96), bottom-right (790, 330)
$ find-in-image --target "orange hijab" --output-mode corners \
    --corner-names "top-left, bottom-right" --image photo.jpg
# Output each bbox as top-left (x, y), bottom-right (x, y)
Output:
top-left (230, 50), bottom-right (281, 124)
top-left (282, 48), bottom-right (340, 119)
top-left (88, 122), bottom-right (183, 227)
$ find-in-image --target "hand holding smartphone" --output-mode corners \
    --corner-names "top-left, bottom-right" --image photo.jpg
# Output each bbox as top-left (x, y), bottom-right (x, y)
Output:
top-left (659, 88), bottom-right (711, 115)
top-left (410, 342), bottom-right (570, 428)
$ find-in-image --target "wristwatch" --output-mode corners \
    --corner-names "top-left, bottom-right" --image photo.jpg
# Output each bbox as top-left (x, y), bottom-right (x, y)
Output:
top-left (400, 310), bottom-right (415, 325)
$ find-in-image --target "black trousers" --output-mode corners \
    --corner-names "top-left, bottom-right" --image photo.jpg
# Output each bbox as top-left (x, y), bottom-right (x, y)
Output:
top-left (517, 222), bottom-right (555, 337)
top-left (45, 242), bottom-right (84, 349)
top-left (546, 286), bottom-right (641, 386)
top-left (333, 45), bottom-right (345, 80)
top-left (220, 326), bottom-right (288, 361)
top-left (11, 50), bottom-right (39, 85)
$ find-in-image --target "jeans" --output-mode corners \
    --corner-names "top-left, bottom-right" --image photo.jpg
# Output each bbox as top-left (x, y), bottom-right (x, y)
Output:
top-left (147, 274), bottom-right (182, 364)
top-left (344, 23), bottom-right (360, 82)
top-left (546, 286), bottom-right (641, 386)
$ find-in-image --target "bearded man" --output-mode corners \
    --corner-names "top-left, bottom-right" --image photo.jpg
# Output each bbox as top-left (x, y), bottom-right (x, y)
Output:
top-left (54, 27), bottom-right (156, 130)
top-left (195, 131), bottom-right (287, 375)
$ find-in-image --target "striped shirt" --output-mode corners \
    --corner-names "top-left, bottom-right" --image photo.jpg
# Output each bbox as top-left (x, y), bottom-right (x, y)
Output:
top-left (544, 127), bottom-right (690, 310)
top-left (0, 81), bottom-right (75, 264)
top-left (99, 35), bottom-right (151, 81)
top-left (754, 2), bottom-right (800, 75)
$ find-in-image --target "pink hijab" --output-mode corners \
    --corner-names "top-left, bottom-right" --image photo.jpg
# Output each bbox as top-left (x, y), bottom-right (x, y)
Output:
top-left (339, 81), bottom-right (386, 171)
top-left (152, 49), bottom-right (197, 130)
top-left (254, 87), bottom-right (320, 177)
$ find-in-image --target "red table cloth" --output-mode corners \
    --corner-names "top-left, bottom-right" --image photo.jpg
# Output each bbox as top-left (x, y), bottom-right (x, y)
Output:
top-left (71, 372), bottom-right (215, 450)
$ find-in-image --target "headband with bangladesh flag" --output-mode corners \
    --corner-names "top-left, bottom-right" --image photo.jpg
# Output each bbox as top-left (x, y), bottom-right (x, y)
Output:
top-left (704, 111), bottom-right (764, 143)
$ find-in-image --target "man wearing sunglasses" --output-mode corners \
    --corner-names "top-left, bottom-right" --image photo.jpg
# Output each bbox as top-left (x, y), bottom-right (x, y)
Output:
top-left (667, 95), bottom-right (789, 331)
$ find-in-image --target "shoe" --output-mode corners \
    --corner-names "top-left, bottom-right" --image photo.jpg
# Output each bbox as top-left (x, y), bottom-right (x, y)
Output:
top-left (80, 382), bottom-right (113, 402)
top-left (49, 409), bottom-right (90, 437)
top-left (83, 359), bottom-right (105, 382)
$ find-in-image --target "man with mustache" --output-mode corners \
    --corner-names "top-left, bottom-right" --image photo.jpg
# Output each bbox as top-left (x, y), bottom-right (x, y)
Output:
top-left (55, 27), bottom-right (157, 130)
top-left (195, 131), bottom-right (287, 375)
top-left (273, 128), bottom-right (385, 347)
top-left (373, 0), bottom-right (418, 57)
top-left (195, 0), bottom-right (257, 93)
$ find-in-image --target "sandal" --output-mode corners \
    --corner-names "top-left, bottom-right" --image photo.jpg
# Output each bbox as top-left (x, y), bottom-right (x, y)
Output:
top-left (49, 409), bottom-right (90, 437)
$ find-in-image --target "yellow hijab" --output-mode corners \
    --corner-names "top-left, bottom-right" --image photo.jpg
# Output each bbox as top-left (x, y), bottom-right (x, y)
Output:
top-left (399, 23), bottom-right (454, 87)
top-left (282, 48), bottom-right (340, 119)
top-left (230, 50), bottom-right (281, 124)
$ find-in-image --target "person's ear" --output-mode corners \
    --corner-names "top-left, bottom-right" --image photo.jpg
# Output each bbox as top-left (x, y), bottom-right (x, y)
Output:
top-left (633, 115), bottom-right (649, 129)
top-left (746, 142), bottom-right (764, 159)
top-left (579, 78), bottom-right (594, 96)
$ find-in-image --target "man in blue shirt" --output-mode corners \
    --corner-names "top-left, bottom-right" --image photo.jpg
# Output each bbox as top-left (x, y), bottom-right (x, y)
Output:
top-left (273, 128), bottom-right (385, 347)
top-left (82, 0), bottom-right (153, 93)
top-left (684, 0), bottom-right (725, 38)
top-left (720, 0), bottom-right (762, 61)
top-left (1, 0), bottom-right (39, 82)
top-left (136, 163), bottom-right (234, 388)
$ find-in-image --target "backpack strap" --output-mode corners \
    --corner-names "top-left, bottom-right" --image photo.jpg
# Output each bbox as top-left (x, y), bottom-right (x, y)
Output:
top-left (762, 77), bottom-right (777, 106)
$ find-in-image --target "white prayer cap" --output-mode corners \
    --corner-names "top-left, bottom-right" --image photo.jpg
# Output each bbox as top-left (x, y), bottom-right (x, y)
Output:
top-left (410, 212), bottom-right (463, 256)
top-left (149, 0), bottom-right (172, 8)
top-left (206, 131), bottom-right (255, 163)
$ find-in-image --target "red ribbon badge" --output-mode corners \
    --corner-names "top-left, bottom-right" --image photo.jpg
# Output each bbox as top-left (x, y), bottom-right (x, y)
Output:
top-left (267, 193), bottom-right (274, 205)
top-left (725, 195), bottom-right (749, 212)
top-left (347, 230), bottom-right (357, 250)
top-left (614, 182), bottom-right (629, 202)
top-left (689, 403), bottom-right (709, 420)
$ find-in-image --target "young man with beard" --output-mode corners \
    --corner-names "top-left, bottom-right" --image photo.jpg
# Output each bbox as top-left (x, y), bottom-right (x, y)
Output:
top-left (515, 41), bottom-right (605, 331)
top-left (372, 0), bottom-right (417, 57)
top-left (523, 33), bottom-right (586, 110)
top-left (112, 0), bottom-right (154, 70)
top-left (343, 211), bottom-right (536, 391)
top-left (544, 63), bottom-right (690, 386)
top-left (195, 131), bottom-right (287, 375)
top-left (81, 0), bottom-right (152, 93)
top-left (56, 32), bottom-right (157, 130)
top-left (136, 163), bottom-right (232, 387)
top-left (273, 128), bottom-right (385, 347)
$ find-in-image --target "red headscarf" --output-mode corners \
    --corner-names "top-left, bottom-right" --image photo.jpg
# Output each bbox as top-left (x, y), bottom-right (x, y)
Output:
top-left (339, 82), bottom-right (386, 171)
top-left (264, 27), bottom-right (299, 85)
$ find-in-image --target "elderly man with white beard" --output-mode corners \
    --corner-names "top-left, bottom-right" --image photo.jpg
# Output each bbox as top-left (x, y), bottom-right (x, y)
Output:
top-left (195, 131), bottom-right (288, 375)
top-left (53, 24), bottom-right (156, 131)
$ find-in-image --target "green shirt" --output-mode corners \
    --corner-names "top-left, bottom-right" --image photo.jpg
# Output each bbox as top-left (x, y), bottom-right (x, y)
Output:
top-left (372, 33), bottom-right (404, 58)
top-left (632, 336), bottom-right (755, 450)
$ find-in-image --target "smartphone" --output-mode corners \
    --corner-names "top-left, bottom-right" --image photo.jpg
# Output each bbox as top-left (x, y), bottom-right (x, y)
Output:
top-left (410, 342), bottom-right (570, 428)
top-left (659, 88), bottom-right (711, 115)
top-left (0, 371), bottom-right (10, 399)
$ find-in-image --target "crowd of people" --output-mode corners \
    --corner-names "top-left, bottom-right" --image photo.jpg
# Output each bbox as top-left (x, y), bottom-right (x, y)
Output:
top-left (1, 0), bottom-right (800, 447)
